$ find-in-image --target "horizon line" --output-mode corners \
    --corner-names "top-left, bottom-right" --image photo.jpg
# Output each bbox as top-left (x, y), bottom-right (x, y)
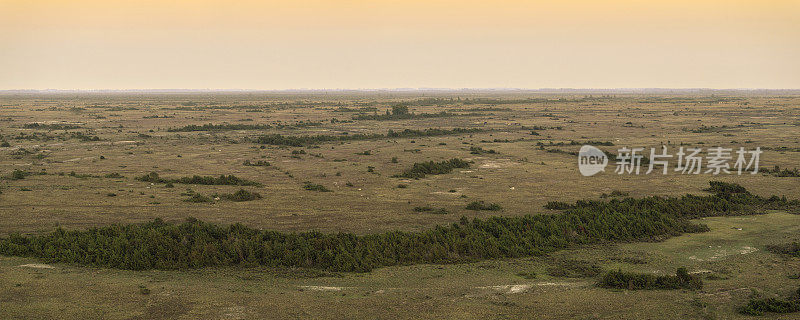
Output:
top-left (3, 87), bottom-right (800, 93)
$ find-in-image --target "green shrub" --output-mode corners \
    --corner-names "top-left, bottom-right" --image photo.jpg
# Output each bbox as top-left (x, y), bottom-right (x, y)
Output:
top-left (766, 242), bottom-right (800, 257)
top-left (466, 201), bottom-right (502, 211)
top-left (10, 169), bottom-right (28, 180)
top-left (303, 182), bottom-right (331, 192)
top-left (217, 189), bottom-right (262, 202)
top-left (184, 193), bottom-right (212, 203)
top-left (738, 297), bottom-right (800, 316)
top-left (243, 160), bottom-right (271, 167)
top-left (394, 158), bottom-right (471, 179)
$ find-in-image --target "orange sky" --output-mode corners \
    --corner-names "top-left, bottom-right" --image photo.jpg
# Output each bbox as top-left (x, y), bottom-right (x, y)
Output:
top-left (1, 0), bottom-right (798, 89)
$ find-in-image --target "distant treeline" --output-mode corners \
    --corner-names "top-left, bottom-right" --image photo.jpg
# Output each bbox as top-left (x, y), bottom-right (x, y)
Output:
top-left (136, 172), bottom-right (261, 187)
top-left (352, 111), bottom-right (478, 121)
top-left (23, 123), bottom-right (83, 130)
top-left (0, 182), bottom-right (796, 272)
top-left (252, 128), bottom-right (486, 147)
top-left (167, 121), bottom-right (322, 132)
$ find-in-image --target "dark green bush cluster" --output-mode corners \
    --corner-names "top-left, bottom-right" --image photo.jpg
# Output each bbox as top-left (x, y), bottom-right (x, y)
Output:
top-left (70, 132), bottom-right (101, 142)
top-left (8, 169), bottom-right (30, 180)
top-left (469, 146), bottom-right (497, 154)
top-left (738, 288), bottom-right (800, 316)
top-left (23, 123), bottom-right (82, 130)
top-left (353, 111), bottom-right (469, 121)
top-left (217, 189), bottom-right (262, 202)
top-left (413, 207), bottom-right (449, 214)
top-left (598, 268), bottom-right (703, 290)
top-left (0, 182), bottom-right (795, 272)
top-left (600, 190), bottom-right (629, 198)
top-left (303, 182), bottom-right (331, 192)
top-left (764, 166), bottom-right (800, 177)
top-left (766, 242), bottom-right (800, 257)
top-left (393, 158), bottom-right (471, 179)
top-left (243, 160), bottom-right (271, 167)
top-left (167, 123), bottom-right (273, 132)
top-left (465, 201), bottom-right (502, 211)
top-left (136, 172), bottom-right (261, 186)
top-left (183, 193), bottom-right (213, 203)
top-left (254, 128), bottom-right (486, 146)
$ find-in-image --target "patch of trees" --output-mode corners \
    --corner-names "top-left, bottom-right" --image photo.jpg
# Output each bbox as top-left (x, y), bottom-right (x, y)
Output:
top-left (738, 288), bottom-right (800, 316)
top-left (598, 268), bottom-right (703, 290)
top-left (136, 172), bottom-right (261, 186)
top-left (23, 123), bottom-right (83, 130)
top-left (465, 201), bottom-right (502, 211)
top-left (243, 160), bottom-right (271, 167)
top-left (413, 207), bottom-right (449, 214)
top-left (167, 121), bottom-right (323, 132)
top-left (764, 166), bottom-right (800, 177)
top-left (168, 123), bottom-right (273, 132)
top-left (0, 182), bottom-right (797, 272)
top-left (393, 158), bottom-right (471, 179)
top-left (766, 242), bottom-right (800, 257)
top-left (536, 140), bottom-right (614, 147)
top-left (253, 128), bottom-right (486, 147)
top-left (352, 106), bottom-right (477, 121)
top-left (469, 146), bottom-right (497, 155)
top-left (303, 182), bottom-right (331, 192)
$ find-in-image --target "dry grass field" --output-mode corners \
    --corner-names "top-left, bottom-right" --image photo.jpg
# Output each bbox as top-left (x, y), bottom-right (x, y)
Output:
top-left (1, 91), bottom-right (799, 319)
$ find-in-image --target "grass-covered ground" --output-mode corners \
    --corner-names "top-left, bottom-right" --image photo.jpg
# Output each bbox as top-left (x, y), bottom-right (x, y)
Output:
top-left (1, 211), bottom-right (798, 319)
top-left (1, 92), bottom-right (799, 318)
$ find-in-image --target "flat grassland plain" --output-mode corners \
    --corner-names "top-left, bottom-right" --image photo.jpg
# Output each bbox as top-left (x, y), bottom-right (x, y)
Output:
top-left (0, 91), bottom-right (799, 319)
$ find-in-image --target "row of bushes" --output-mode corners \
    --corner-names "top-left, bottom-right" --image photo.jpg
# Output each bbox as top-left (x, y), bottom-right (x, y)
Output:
top-left (353, 111), bottom-right (473, 121)
top-left (167, 122), bottom-right (323, 132)
top-left (136, 172), bottom-right (261, 187)
top-left (253, 128), bottom-right (486, 146)
top-left (598, 268), bottom-right (703, 290)
top-left (393, 158), bottom-right (471, 179)
top-left (0, 182), bottom-right (793, 272)
top-left (185, 189), bottom-right (262, 203)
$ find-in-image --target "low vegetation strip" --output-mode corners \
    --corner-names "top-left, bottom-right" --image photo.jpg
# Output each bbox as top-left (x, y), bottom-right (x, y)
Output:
top-left (136, 172), bottom-right (261, 187)
top-left (737, 288), bottom-right (800, 316)
top-left (0, 182), bottom-right (796, 272)
top-left (252, 128), bottom-right (487, 146)
top-left (393, 158), bottom-right (471, 179)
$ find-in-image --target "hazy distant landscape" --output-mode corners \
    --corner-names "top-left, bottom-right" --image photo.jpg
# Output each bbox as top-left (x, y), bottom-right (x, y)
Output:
top-left (1, 91), bottom-right (799, 319)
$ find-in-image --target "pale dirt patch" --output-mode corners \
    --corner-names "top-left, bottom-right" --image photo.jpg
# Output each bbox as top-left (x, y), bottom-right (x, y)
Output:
top-left (689, 246), bottom-right (758, 261)
top-left (479, 284), bottom-right (532, 294)
top-left (299, 285), bottom-right (344, 291)
top-left (18, 263), bottom-right (55, 269)
top-left (479, 159), bottom-right (517, 169)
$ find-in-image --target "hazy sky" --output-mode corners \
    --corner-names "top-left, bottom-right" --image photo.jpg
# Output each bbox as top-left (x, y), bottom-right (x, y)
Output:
top-left (1, 0), bottom-right (798, 90)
